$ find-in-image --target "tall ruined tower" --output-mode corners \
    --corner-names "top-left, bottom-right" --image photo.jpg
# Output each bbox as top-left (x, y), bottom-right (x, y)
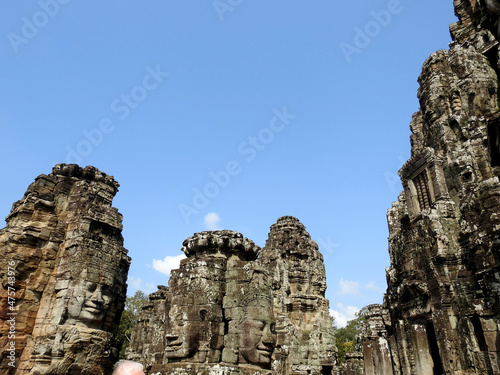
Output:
top-left (128, 217), bottom-right (337, 375)
top-left (129, 230), bottom-right (277, 375)
top-left (0, 164), bottom-right (130, 375)
top-left (361, 1), bottom-right (500, 374)
top-left (259, 216), bottom-right (337, 375)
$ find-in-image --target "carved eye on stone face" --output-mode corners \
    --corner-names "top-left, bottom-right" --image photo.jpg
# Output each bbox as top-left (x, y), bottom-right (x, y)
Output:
top-left (85, 281), bottom-right (97, 293)
top-left (253, 320), bottom-right (266, 331)
top-left (199, 309), bottom-right (208, 321)
top-left (173, 314), bottom-right (185, 327)
top-left (241, 318), bottom-right (269, 333)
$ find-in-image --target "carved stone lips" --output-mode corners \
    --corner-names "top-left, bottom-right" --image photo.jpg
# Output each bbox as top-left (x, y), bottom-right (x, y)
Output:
top-left (83, 302), bottom-right (103, 314)
top-left (165, 338), bottom-right (182, 350)
top-left (257, 348), bottom-right (272, 357)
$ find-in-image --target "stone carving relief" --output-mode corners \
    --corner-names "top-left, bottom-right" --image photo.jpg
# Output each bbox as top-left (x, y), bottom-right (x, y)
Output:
top-left (129, 220), bottom-right (336, 375)
top-left (236, 298), bottom-right (276, 367)
top-left (131, 230), bottom-right (277, 374)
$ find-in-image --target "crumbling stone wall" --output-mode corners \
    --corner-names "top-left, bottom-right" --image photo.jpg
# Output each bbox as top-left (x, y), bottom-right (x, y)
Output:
top-left (0, 164), bottom-right (130, 375)
top-left (362, 0), bottom-right (500, 374)
top-left (128, 217), bottom-right (337, 375)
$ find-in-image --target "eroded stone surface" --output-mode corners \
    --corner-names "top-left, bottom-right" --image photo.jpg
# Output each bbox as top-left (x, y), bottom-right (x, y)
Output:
top-left (0, 164), bottom-right (130, 375)
top-left (361, 1), bottom-right (500, 373)
top-left (128, 218), bottom-right (336, 375)
top-left (340, 352), bottom-right (364, 375)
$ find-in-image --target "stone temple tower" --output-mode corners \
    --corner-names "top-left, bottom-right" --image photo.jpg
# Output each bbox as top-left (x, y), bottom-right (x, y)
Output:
top-left (128, 217), bottom-right (337, 375)
top-left (259, 216), bottom-right (337, 375)
top-left (359, 1), bottom-right (500, 374)
top-left (130, 230), bottom-right (277, 375)
top-left (0, 164), bottom-right (130, 375)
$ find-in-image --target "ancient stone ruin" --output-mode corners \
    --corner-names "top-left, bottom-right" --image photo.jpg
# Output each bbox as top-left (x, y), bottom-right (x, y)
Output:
top-left (359, 0), bottom-right (500, 374)
top-left (0, 164), bottom-right (130, 375)
top-left (5, 1), bottom-right (500, 374)
top-left (127, 217), bottom-right (337, 375)
top-left (0, 164), bottom-right (337, 375)
top-left (259, 216), bottom-right (337, 374)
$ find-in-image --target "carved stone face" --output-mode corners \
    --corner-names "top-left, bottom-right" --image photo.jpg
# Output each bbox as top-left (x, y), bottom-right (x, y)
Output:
top-left (238, 317), bottom-right (276, 366)
top-left (165, 306), bottom-right (200, 359)
top-left (67, 276), bottom-right (112, 328)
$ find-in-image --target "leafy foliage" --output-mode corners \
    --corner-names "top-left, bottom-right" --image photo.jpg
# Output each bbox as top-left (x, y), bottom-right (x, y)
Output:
top-left (334, 306), bottom-right (368, 364)
top-left (114, 290), bottom-right (148, 359)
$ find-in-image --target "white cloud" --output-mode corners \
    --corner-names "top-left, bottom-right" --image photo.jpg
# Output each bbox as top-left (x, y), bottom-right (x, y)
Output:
top-left (204, 212), bottom-right (221, 230)
top-left (152, 254), bottom-right (186, 277)
top-left (330, 303), bottom-right (360, 328)
top-left (365, 281), bottom-right (384, 293)
top-left (128, 276), bottom-right (143, 290)
top-left (339, 277), bottom-right (360, 295)
top-left (145, 282), bottom-right (157, 292)
top-left (127, 277), bottom-right (161, 294)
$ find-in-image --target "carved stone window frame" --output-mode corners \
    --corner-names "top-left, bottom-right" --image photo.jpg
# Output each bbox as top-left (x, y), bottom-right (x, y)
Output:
top-left (407, 167), bottom-right (435, 214)
top-left (400, 148), bottom-right (448, 217)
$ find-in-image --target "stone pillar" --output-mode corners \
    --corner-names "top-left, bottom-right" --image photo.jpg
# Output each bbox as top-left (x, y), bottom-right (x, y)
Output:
top-left (360, 305), bottom-right (395, 375)
top-left (411, 324), bottom-right (435, 375)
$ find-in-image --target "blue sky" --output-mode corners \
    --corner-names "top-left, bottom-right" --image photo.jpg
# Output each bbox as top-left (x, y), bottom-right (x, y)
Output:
top-left (1, 1), bottom-right (456, 327)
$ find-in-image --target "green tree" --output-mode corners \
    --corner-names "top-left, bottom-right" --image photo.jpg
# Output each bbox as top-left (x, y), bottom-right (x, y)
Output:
top-left (334, 306), bottom-right (368, 364)
top-left (114, 290), bottom-right (148, 358)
